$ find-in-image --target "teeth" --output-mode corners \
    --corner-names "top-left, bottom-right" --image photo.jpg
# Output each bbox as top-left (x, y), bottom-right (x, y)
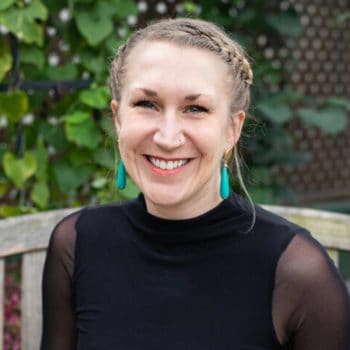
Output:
top-left (149, 157), bottom-right (188, 170)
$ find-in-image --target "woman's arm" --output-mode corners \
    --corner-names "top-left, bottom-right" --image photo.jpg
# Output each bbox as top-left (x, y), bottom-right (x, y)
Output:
top-left (40, 211), bottom-right (81, 350)
top-left (273, 232), bottom-right (350, 349)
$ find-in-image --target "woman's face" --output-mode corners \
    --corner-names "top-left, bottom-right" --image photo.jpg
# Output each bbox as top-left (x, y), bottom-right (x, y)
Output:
top-left (111, 41), bottom-right (245, 219)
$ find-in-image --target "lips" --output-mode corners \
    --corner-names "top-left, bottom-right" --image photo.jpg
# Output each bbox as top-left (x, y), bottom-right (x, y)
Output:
top-left (146, 156), bottom-right (190, 170)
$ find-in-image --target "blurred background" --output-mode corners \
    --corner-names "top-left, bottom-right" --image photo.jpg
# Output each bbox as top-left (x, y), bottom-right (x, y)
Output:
top-left (0, 0), bottom-right (349, 348)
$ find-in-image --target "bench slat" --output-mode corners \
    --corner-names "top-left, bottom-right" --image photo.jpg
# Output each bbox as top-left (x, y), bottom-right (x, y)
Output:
top-left (263, 205), bottom-right (350, 250)
top-left (21, 251), bottom-right (46, 350)
top-left (0, 259), bottom-right (4, 350)
top-left (0, 208), bottom-right (79, 258)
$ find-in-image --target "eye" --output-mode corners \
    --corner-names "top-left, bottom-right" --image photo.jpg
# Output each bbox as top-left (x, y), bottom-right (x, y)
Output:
top-left (133, 99), bottom-right (156, 109)
top-left (185, 105), bottom-right (209, 113)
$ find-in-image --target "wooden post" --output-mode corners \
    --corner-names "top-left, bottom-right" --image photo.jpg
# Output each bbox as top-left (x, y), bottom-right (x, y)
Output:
top-left (21, 251), bottom-right (46, 350)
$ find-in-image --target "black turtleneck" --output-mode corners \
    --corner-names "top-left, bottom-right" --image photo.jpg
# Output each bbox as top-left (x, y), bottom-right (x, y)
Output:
top-left (41, 193), bottom-right (350, 350)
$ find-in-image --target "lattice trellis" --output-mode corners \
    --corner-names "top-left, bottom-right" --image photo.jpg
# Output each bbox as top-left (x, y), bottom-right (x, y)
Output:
top-left (272, 0), bottom-right (350, 206)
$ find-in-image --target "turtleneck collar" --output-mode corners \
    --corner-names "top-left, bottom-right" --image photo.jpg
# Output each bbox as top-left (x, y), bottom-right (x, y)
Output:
top-left (121, 192), bottom-right (253, 244)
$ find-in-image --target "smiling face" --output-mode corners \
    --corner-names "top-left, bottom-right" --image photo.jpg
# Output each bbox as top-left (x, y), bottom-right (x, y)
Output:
top-left (111, 41), bottom-right (245, 219)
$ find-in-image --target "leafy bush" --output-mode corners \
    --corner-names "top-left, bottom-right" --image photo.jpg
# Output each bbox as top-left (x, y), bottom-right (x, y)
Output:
top-left (0, 0), bottom-right (349, 217)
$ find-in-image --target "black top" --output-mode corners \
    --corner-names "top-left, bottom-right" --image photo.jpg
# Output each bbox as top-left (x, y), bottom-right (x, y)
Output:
top-left (41, 192), bottom-right (350, 349)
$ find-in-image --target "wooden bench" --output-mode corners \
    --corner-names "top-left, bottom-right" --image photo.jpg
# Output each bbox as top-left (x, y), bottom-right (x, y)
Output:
top-left (0, 205), bottom-right (350, 350)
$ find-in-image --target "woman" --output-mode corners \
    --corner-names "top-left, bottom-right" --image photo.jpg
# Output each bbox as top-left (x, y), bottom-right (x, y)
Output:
top-left (41, 18), bottom-right (350, 349)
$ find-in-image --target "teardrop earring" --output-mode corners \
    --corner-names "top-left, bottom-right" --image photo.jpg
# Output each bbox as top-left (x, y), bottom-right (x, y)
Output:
top-left (116, 159), bottom-right (126, 190)
top-left (220, 149), bottom-right (232, 199)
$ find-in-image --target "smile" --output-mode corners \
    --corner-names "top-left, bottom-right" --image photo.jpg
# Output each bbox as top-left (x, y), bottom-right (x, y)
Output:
top-left (146, 156), bottom-right (190, 170)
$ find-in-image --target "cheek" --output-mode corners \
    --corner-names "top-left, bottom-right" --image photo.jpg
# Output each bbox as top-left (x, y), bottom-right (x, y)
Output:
top-left (118, 114), bottom-right (153, 152)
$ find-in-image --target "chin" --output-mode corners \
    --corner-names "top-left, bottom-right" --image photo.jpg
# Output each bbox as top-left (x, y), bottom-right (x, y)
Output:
top-left (142, 183), bottom-right (190, 209)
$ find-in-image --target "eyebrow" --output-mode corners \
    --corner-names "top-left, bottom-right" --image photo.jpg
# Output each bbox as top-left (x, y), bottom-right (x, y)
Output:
top-left (136, 88), bottom-right (203, 101)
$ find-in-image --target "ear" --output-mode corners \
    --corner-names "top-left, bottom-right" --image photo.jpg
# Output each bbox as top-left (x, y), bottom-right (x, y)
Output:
top-left (110, 99), bottom-right (121, 133)
top-left (226, 110), bottom-right (246, 149)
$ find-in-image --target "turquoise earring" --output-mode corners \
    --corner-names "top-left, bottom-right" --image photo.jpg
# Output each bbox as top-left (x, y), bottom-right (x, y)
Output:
top-left (116, 159), bottom-right (126, 189)
top-left (220, 149), bottom-right (232, 199)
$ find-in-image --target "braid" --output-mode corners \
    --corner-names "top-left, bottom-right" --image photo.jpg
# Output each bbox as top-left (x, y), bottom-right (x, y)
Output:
top-left (179, 23), bottom-right (253, 86)
top-left (109, 18), bottom-right (252, 111)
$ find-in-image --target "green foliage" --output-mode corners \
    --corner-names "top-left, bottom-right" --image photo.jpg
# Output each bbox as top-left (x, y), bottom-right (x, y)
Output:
top-left (79, 86), bottom-right (109, 109)
top-left (0, 90), bottom-right (29, 122)
top-left (298, 107), bottom-right (348, 135)
top-left (266, 12), bottom-right (303, 38)
top-left (64, 111), bottom-right (103, 149)
top-left (0, 0), bottom-right (48, 45)
top-left (0, 36), bottom-right (12, 80)
top-left (0, 0), bottom-right (349, 216)
top-left (2, 151), bottom-right (37, 189)
top-left (75, 11), bottom-right (114, 46)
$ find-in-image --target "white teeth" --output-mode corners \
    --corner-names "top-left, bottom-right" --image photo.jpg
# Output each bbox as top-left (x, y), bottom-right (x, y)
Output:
top-left (149, 157), bottom-right (188, 170)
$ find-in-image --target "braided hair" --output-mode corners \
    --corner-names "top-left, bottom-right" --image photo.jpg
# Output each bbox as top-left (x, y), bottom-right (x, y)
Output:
top-left (109, 18), bottom-right (253, 113)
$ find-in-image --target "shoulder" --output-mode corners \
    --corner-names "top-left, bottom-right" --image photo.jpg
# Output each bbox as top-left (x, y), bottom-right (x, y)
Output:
top-left (73, 197), bottom-right (137, 231)
top-left (49, 197), bottom-right (136, 246)
top-left (49, 209), bottom-right (83, 252)
top-left (276, 232), bottom-right (341, 289)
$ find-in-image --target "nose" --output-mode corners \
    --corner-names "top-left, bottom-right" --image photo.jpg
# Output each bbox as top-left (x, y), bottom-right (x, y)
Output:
top-left (153, 111), bottom-right (185, 150)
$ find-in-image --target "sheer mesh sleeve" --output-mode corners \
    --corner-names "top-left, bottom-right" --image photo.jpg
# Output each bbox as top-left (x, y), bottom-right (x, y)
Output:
top-left (40, 210), bottom-right (82, 350)
top-left (272, 232), bottom-right (350, 349)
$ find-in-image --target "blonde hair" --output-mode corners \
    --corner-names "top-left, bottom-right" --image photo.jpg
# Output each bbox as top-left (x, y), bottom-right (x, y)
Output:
top-left (109, 18), bottom-right (255, 230)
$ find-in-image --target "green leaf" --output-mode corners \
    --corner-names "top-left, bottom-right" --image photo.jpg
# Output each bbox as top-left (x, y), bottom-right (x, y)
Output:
top-left (33, 138), bottom-right (48, 181)
top-left (65, 111), bottom-right (102, 149)
top-left (0, 205), bottom-right (25, 218)
top-left (95, 0), bottom-right (119, 18)
top-left (334, 12), bottom-right (350, 27)
top-left (0, 0), bottom-right (15, 11)
top-left (110, 0), bottom-right (138, 17)
top-left (31, 180), bottom-right (49, 208)
top-left (0, 0), bottom-right (47, 45)
top-left (80, 52), bottom-right (105, 76)
top-left (183, 1), bottom-right (197, 14)
top-left (64, 111), bottom-right (90, 124)
top-left (250, 166), bottom-right (271, 184)
top-left (91, 176), bottom-right (108, 189)
top-left (22, 0), bottom-right (48, 21)
top-left (75, 11), bottom-right (113, 46)
top-left (257, 101), bottom-right (292, 124)
top-left (79, 86), bottom-right (109, 109)
top-left (298, 107), bottom-right (348, 134)
top-left (20, 45), bottom-right (45, 69)
top-left (2, 151), bottom-right (37, 189)
top-left (46, 64), bottom-right (78, 80)
top-left (68, 148), bottom-right (90, 166)
top-left (40, 122), bottom-right (68, 151)
top-left (100, 115), bottom-right (116, 138)
top-left (0, 90), bottom-right (29, 122)
top-left (93, 148), bottom-right (115, 169)
top-left (52, 159), bottom-right (92, 192)
top-left (321, 97), bottom-right (350, 111)
top-left (105, 35), bottom-right (126, 54)
top-left (0, 179), bottom-right (9, 197)
top-left (266, 12), bottom-right (302, 38)
top-left (248, 186), bottom-right (275, 205)
top-left (0, 37), bottom-right (12, 81)
top-left (120, 176), bottom-right (139, 199)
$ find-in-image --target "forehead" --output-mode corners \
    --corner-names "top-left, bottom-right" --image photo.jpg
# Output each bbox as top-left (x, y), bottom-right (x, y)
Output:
top-left (122, 40), bottom-right (231, 97)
